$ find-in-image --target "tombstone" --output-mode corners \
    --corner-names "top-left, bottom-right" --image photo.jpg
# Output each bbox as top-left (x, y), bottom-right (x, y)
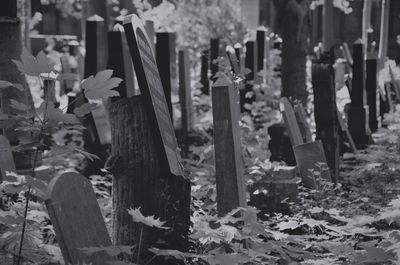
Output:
top-left (226, 45), bottom-right (240, 75)
top-left (210, 38), bottom-right (220, 82)
top-left (366, 53), bottom-right (379, 132)
top-left (84, 15), bottom-right (111, 145)
top-left (212, 74), bottom-right (246, 216)
top-left (273, 36), bottom-right (282, 50)
top-left (0, 136), bottom-right (16, 181)
top-left (341, 42), bottom-right (353, 66)
top-left (178, 49), bottom-right (192, 135)
top-left (312, 50), bottom-right (340, 181)
top-left (234, 43), bottom-right (243, 70)
top-left (145, 20), bottom-right (155, 50)
top-left (336, 108), bottom-right (357, 153)
top-left (267, 123), bottom-right (296, 166)
top-left (256, 26), bottom-right (267, 72)
top-left (123, 14), bottom-right (190, 259)
top-left (156, 32), bottom-right (176, 119)
top-left (45, 172), bottom-right (114, 265)
top-left (66, 92), bottom-right (76, 114)
top-left (242, 40), bottom-right (257, 112)
top-left (293, 104), bottom-right (313, 143)
top-left (380, 84), bottom-right (392, 123)
top-left (280, 97), bottom-right (330, 188)
top-left (200, 50), bottom-right (210, 95)
top-left (107, 24), bottom-right (136, 99)
top-left (347, 39), bottom-right (371, 149)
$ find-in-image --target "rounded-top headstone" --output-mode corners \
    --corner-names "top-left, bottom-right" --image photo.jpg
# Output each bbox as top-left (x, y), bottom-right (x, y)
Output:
top-left (87, 14), bottom-right (104, 22)
top-left (234, 43), bottom-right (242, 49)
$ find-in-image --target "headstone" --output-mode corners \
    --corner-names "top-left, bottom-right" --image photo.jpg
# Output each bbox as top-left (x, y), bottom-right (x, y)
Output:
top-left (212, 74), bottom-right (246, 216)
top-left (234, 43), bottom-right (243, 70)
top-left (210, 38), bottom-right (220, 82)
top-left (84, 15), bottom-right (111, 145)
top-left (156, 32), bottom-right (176, 119)
top-left (347, 39), bottom-right (371, 149)
top-left (312, 50), bottom-right (340, 181)
top-left (178, 49), bottom-right (192, 134)
top-left (145, 20), bottom-right (155, 50)
top-left (256, 26), bottom-right (267, 71)
top-left (107, 24), bottom-right (136, 99)
top-left (45, 172), bottom-right (114, 265)
top-left (280, 98), bottom-right (303, 147)
top-left (366, 53), bottom-right (379, 132)
top-left (293, 104), bottom-right (313, 143)
top-left (380, 83), bottom-right (392, 122)
top-left (341, 42), bottom-right (353, 66)
top-left (242, 40), bottom-right (257, 112)
top-left (124, 14), bottom-right (183, 176)
top-left (336, 108), bottom-right (357, 153)
top-left (226, 45), bottom-right (240, 75)
top-left (200, 50), bottom-right (210, 95)
top-left (0, 135), bottom-right (16, 181)
top-left (267, 123), bottom-right (296, 166)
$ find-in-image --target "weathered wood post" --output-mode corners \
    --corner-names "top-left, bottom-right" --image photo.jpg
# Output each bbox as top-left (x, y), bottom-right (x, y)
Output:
top-left (121, 15), bottom-right (191, 264)
top-left (210, 38), bottom-right (220, 82)
top-left (242, 40), bottom-right (257, 112)
top-left (366, 53), bottom-right (379, 132)
top-left (45, 172), bottom-right (114, 265)
top-left (212, 74), bottom-right (246, 216)
top-left (200, 49), bottom-right (210, 95)
top-left (178, 49), bottom-right (192, 136)
top-left (312, 49), bottom-right (340, 181)
top-left (347, 39), bottom-right (371, 148)
top-left (256, 26), bottom-right (267, 72)
top-left (156, 32), bottom-right (176, 119)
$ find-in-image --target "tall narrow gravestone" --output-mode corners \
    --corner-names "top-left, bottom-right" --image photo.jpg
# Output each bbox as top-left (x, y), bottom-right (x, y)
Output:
top-left (123, 15), bottom-right (190, 259)
top-left (242, 40), bottom-right (257, 112)
top-left (178, 49), bottom-right (192, 134)
top-left (226, 45), bottom-right (240, 75)
top-left (256, 26), bottom-right (267, 72)
top-left (210, 38), bottom-right (220, 82)
top-left (156, 32), bottom-right (176, 119)
top-left (107, 24), bottom-right (136, 99)
top-left (212, 74), bottom-right (246, 216)
top-left (0, 135), bottom-right (16, 181)
top-left (45, 172), bottom-right (114, 265)
top-left (366, 53), bottom-right (379, 132)
top-left (234, 43), bottom-right (243, 70)
top-left (347, 39), bottom-right (371, 148)
top-left (312, 50), bottom-right (340, 181)
top-left (200, 50), bottom-right (210, 95)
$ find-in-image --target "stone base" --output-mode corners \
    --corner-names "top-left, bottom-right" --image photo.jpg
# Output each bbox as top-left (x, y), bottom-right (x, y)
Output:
top-left (347, 105), bottom-right (371, 149)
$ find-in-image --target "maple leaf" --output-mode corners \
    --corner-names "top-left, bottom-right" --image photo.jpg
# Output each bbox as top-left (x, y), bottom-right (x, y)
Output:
top-left (82, 70), bottom-right (122, 100)
top-left (127, 207), bottom-right (169, 230)
top-left (73, 103), bottom-right (99, 117)
top-left (46, 106), bottom-right (79, 125)
top-left (12, 48), bottom-right (55, 76)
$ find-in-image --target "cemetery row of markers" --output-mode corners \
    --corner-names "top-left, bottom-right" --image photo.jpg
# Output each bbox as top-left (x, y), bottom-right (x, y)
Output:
top-left (0, 12), bottom-right (398, 265)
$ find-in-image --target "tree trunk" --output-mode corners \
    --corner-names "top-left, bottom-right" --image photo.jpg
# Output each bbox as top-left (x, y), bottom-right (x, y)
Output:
top-left (108, 96), bottom-right (190, 265)
top-left (274, 0), bottom-right (310, 105)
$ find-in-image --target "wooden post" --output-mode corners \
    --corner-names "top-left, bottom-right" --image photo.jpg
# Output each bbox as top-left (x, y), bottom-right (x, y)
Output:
top-left (212, 74), bottom-right (246, 216)
top-left (312, 50), bottom-right (340, 181)
top-left (156, 32), bottom-right (176, 119)
top-left (378, 0), bottom-right (390, 69)
top-left (123, 16), bottom-right (191, 262)
top-left (210, 38), bottom-right (220, 82)
top-left (107, 25), bottom-right (135, 99)
top-left (347, 39), bottom-right (371, 148)
top-left (256, 26), bottom-right (267, 71)
top-left (178, 49), bottom-right (192, 134)
top-left (366, 53), bottom-right (379, 132)
top-left (45, 172), bottom-right (114, 265)
top-left (200, 50), bottom-right (210, 95)
top-left (242, 40), bottom-right (257, 112)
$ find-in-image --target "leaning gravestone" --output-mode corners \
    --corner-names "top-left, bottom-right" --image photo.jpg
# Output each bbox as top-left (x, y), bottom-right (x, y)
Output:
top-left (0, 135), bottom-right (16, 181)
top-left (45, 172), bottom-right (114, 265)
top-left (212, 74), bottom-right (246, 216)
top-left (178, 49), bottom-right (192, 135)
top-left (210, 38), bottom-right (220, 82)
top-left (366, 53), bottom-right (379, 132)
top-left (226, 45), bottom-right (240, 75)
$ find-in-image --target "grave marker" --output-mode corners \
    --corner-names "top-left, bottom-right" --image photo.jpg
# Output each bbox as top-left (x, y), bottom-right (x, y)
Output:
top-left (145, 20), bottom-right (155, 50)
top-left (226, 45), bottom-right (240, 75)
top-left (234, 43), bottom-right (243, 70)
top-left (293, 104), bottom-right (313, 143)
top-left (45, 172), bottom-right (114, 265)
top-left (242, 40), bottom-right (257, 112)
top-left (366, 53), bottom-right (379, 132)
top-left (336, 108), bottom-right (357, 153)
top-left (212, 74), bottom-right (246, 216)
top-left (0, 135), bottom-right (16, 181)
top-left (342, 42), bottom-right (353, 66)
top-left (347, 39), bottom-right (371, 148)
top-left (210, 38), bottom-right (220, 82)
top-left (178, 49), bottom-right (192, 134)
top-left (200, 50), bottom-right (210, 95)
top-left (124, 14), bottom-right (183, 176)
top-left (156, 32), bottom-right (176, 119)
top-left (107, 24), bottom-right (136, 98)
top-left (256, 26), bottom-right (267, 71)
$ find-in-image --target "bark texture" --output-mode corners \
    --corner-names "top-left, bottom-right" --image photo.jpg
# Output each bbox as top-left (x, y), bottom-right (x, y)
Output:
top-left (108, 96), bottom-right (190, 264)
top-left (273, 0), bottom-right (310, 105)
